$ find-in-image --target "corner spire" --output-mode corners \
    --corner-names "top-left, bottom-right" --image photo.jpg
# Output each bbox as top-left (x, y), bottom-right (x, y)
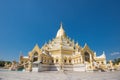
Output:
top-left (102, 51), bottom-right (106, 58)
top-left (19, 51), bottom-right (23, 57)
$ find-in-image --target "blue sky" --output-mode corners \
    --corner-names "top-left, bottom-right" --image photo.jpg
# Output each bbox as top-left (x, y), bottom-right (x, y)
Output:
top-left (0, 0), bottom-right (120, 61)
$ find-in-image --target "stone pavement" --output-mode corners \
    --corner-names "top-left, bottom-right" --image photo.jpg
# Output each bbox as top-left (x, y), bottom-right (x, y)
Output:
top-left (0, 70), bottom-right (120, 80)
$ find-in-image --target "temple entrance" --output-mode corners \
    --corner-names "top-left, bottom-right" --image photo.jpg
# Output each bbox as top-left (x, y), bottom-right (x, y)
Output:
top-left (84, 52), bottom-right (90, 62)
top-left (33, 52), bottom-right (38, 62)
top-left (33, 57), bottom-right (38, 62)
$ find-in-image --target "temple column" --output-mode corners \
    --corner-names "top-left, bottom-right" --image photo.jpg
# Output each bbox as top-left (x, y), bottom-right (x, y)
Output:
top-left (81, 56), bottom-right (83, 64)
top-left (78, 58), bottom-right (80, 63)
top-left (54, 58), bottom-right (56, 64)
top-left (89, 54), bottom-right (92, 63)
top-left (38, 55), bottom-right (41, 61)
top-left (89, 54), bottom-right (93, 70)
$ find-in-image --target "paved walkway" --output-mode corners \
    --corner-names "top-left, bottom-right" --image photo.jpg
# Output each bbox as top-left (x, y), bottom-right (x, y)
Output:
top-left (0, 70), bottom-right (120, 80)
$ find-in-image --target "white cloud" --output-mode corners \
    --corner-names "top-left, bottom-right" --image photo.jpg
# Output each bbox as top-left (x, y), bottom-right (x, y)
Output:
top-left (111, 52), bottom-right (120, 56)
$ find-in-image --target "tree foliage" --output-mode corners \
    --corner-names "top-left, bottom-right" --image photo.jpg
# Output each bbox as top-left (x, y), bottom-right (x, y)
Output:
top-left (112, 58), bottom-right (120, 65)
top-left (0, 60), bottom-right (11, 67)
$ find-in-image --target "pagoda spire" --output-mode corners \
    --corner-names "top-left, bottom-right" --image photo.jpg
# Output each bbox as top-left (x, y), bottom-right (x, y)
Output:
top-left (60, 22), bottom-right (63, 29)
top-left (56, 22), bottom-right (66, 38)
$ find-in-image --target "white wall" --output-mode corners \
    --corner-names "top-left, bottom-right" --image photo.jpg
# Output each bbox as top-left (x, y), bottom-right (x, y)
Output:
top-left (73, 64), bottom-right (86, 71)
top-left (32, 63), bottom-right (86, 72)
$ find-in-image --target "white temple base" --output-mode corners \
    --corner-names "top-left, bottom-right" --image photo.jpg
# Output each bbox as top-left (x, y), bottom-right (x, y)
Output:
top-left (32, 62), bottom-right (88, 72)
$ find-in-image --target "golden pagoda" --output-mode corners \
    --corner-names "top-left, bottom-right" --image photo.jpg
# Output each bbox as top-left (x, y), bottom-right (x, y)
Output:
top-left (20, 23), bottom-right (106, 72)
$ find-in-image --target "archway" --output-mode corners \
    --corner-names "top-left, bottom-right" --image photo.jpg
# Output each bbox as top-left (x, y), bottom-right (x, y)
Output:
top-left (33, 52), bottom-right (38, 62)
top-left (84, 52), bottom-right (90, 62)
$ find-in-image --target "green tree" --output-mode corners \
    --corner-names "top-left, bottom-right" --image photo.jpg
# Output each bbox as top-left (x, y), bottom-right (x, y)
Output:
top-left (113, 58), bottom-right (120, 65)
top-left (0, 60), bottom-right (11, 67)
